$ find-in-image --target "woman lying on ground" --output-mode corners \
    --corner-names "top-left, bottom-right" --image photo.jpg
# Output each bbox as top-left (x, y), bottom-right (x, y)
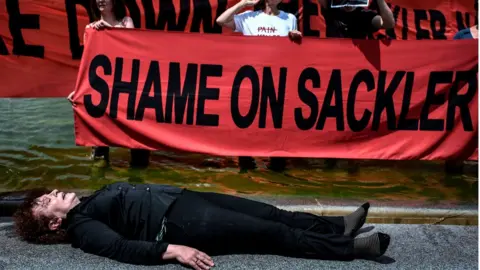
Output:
top-left (13, 182), bottom-right (390, 270)
top-left (67, 0), bottom-right (150, 168)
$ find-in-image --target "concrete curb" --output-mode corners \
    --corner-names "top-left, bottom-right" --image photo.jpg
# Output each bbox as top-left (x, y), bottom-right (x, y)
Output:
top-left (278, 205), bottom-right (478, 216)
top-left (278, 205), bottom-right (478, 225)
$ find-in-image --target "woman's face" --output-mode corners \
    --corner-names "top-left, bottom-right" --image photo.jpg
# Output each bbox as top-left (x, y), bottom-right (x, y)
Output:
top-left (32, 189), bottom-right (80, 219)
top-left (96, 0), bottom-right (113, 13)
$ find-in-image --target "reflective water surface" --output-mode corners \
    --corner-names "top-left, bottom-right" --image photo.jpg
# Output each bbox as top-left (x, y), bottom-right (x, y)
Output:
top-left (0, 99), bottom-right (477, 204)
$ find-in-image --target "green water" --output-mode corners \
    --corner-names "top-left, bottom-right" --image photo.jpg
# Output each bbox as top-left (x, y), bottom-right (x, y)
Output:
top-left (0, 99), bottom-right (477, 204)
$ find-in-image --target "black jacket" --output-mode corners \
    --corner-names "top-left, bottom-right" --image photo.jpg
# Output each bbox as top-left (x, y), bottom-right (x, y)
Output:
top-left (322, 0), bottom-right (379, 39)
top-left (65, 182), bottom-right (184, 265)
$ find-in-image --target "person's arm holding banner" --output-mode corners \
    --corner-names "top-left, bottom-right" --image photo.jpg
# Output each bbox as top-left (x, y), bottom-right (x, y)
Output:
top-left (90, 17), bottom-right (135, 30)
top-left (288, 12), bottom-right (302, 43)
top-left (67, 13), bottom-right (134, 107)
top-left (372, 0), bottom-right (394, 29)
top-left (66, 23), bottom-right (95, 107)
top-left (216, 0), bottom-right (259, 31)
top-left (67, 22), bottom-right (92, 107)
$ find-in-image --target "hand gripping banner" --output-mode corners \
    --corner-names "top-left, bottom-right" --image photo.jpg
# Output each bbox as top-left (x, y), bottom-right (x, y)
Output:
top-left (73, 29), bottom-right (477, 160)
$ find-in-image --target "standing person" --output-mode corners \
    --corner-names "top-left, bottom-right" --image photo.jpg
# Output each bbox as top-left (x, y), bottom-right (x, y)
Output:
top-left (13, 182), bottom-right (391, 268)
top-left (216, 0), bottom-right (302, 172)
top-left (314, 0), bottom-right (395, 169)
top-left (318, 0), bottom-right (395, 39)
top-left (67, 0), bottom-right (151, 168)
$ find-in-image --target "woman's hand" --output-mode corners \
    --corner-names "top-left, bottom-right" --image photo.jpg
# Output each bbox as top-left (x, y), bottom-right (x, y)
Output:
top-left (67, 91), bottom-right (77, 107)
top-left (288, 30), bottom-right (303, 44)
top-left (92, 20), bottom-right (110, 30)
top-left (163, 244), bottom-right (214, 270)
top-left (240, 0), bottom-right (260, 7)
top-left (176, 246), bottom-right (214, 270)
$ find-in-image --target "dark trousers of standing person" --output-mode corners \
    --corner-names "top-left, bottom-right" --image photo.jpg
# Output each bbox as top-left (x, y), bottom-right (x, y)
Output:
top-left (92, 146), bottom-right (151, 168)
top-left (239, 156), bottom-right (287, 172)
top-left (164, 190), bottom-right (355, 260)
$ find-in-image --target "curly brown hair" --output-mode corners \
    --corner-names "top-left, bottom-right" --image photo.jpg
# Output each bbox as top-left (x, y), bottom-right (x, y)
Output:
top-left (90, 0), bottom-right (127, 21)
top-left (13, 188), bottom-right (70, 244)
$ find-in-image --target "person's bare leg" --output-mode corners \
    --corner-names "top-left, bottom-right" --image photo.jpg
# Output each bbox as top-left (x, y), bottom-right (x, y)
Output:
top-left (91, 147), bottom-right (109, 165)
top-left (239, 156), bottom-right (256, 171)
top-left (268, 157), bottom-right (287, 172)
top-left (130, 149), bottom-right (150, 168)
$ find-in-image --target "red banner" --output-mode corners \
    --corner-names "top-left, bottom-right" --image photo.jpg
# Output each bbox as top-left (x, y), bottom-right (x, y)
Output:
top-left (0, 0), bottom-right (477, 98)
top-left (73, 29), bottom-right (478, 160)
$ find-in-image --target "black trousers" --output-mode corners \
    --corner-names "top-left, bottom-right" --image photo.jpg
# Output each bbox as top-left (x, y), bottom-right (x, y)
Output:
top-left (164, 190), bottom-right (355, 260)
top-left (238, 156), bottom-right (287, 171)
top-left (91, 147), bottom-right (150, 168)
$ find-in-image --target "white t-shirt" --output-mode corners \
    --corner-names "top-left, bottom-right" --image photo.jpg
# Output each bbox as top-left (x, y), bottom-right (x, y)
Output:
top-left (234, 10), bottom-right (297, 37)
